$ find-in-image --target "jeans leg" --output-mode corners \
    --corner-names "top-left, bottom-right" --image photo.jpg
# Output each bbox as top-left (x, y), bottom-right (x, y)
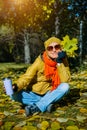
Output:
top-left (12, 90), bottom-right (24, 103)
top-left (22, 91), bottom-right (42, 105)
top-left (36, 83), bottom-right (69, 112)
top-left (12, 90), bottom-right (42, 105)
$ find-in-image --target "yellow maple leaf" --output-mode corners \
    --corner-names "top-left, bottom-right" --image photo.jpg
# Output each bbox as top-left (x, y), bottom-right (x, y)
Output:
top-left (66, 125), bottom-right (79, 130)
top-left (80, 108), bottom-right (87, 113)
top-left (41, 121), bottom-right (49, 130)
top-left (61, 35), bottom-right (78, 57)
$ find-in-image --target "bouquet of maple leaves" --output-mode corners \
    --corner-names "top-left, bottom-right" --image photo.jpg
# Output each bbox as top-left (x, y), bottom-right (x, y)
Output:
top-left (61, 35), bottom-right (78, 57)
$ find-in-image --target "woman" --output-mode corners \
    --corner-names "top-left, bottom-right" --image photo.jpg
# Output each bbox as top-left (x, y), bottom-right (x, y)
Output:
top-left (12, 36), bottom-right (71, 116)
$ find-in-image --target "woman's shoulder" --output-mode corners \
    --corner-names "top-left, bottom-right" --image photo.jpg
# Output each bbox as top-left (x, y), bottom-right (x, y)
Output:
top-left (33, 52), bottom-right (44, 65)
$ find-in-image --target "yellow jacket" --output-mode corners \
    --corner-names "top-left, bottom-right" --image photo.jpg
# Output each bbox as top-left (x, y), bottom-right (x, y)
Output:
top-left (16, 55), bottom-right (71, 95)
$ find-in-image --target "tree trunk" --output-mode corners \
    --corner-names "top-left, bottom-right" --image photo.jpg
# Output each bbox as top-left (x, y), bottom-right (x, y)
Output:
top-left (55, 16), bottom-right (60, 36)
top-left (79, 20), bottom-right (83, 64)
top-left (54, 1), bottom-right (60, 36)
top-left (24, 30), bottom-right (31, 64)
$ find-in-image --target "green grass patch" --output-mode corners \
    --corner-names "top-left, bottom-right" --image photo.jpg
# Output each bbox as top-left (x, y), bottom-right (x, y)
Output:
top-left (0, 63), bottom-right (30, 71)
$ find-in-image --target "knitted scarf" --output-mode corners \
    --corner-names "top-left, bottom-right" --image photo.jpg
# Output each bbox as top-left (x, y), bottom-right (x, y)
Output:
top-left (43, 51), bottom-right (60, 91)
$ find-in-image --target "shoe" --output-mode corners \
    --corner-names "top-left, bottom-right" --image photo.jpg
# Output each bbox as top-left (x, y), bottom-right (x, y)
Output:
top-left (25, 105), bottom-right (32, 116)
top-left (25, 104), bottom-right (40, 116)
top-left (47, 104), bottom-right (54, 113)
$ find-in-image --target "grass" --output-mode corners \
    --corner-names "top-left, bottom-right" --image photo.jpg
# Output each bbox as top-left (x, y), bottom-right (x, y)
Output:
top-left (0, 62), bottom-right (30, 71)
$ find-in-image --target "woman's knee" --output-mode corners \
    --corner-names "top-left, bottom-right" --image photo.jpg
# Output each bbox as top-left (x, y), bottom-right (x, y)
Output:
top-left (58, 83), bottom-right (70, 93)
top-left (62, 83), bottom-right (70, 92)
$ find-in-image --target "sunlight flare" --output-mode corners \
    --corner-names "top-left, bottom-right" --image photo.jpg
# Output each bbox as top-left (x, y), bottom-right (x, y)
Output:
top-left (13, 0), bottom-right (25, 5)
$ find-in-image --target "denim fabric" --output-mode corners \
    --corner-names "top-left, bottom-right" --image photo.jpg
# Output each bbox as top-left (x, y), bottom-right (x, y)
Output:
top-left (36, 83), bottom-right (69, 112)
top-left (12, 83), bottom-right (69, 112)
top-left (12, 91), bottom-right (42, 105)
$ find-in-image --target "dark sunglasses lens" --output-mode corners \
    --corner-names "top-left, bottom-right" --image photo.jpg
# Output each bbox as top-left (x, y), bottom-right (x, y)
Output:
top-left (47, 46), bottom-right (53, 51)
top-left (55, 45), bottom-right (61, 50)
top-left (47, 45), bottom-right (61, 51)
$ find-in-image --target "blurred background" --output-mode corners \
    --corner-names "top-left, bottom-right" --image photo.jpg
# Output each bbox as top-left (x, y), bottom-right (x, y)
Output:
top-left (0, 0), bottom-right (87, 67)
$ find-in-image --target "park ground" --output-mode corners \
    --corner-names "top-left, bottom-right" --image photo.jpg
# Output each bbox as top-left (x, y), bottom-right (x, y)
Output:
top-left (0, 62), bottom-right (87, 130)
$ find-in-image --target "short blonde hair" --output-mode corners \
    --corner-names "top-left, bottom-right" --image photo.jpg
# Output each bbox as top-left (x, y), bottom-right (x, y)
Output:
top-left (44, 37), bottom-right (61, 49)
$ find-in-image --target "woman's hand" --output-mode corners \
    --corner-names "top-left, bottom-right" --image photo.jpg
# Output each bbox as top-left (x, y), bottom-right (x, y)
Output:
top-left (56, 51), bottom-right (66, 63)
top-left (12, 84), bottom-right (18, 92)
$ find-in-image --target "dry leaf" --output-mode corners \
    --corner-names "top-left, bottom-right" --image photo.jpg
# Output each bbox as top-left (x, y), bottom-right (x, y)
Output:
top-left (41, 121), bottom-right (49, 130)
top-left (66, 125), bottom-right (79, 130)
top-left (79, 108), bottom-right (87, 113)
top-left (21, 126), bottom-right (37, 130)
top-left (57, 117), bottom-right (68, 122)
top-left (14, 121), bottom-right (26, 128)
top-left (51, 121), bottom-right (61, 130)
top-left (18, 109), bottom-right (25, 114)
top-left (76, 115), bottom-right (87, 122)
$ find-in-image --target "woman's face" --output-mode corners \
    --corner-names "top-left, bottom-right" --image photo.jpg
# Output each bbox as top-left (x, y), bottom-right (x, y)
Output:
top-left (46, 42), bottom-right (61, 59)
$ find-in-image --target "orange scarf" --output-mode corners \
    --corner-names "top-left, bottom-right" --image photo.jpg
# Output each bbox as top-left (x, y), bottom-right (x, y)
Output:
top-left (43, 51), bottom-right (60, 91)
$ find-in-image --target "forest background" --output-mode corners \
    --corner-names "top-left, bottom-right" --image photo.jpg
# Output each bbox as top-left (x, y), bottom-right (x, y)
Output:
top-left (0, 0), bottom-right (87, 67)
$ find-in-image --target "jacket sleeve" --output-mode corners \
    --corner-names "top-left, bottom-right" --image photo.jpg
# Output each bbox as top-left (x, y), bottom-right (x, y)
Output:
top-left (57, 57), bottom-right (71, 82)
top-left (16, 57), bottom-right (40, 90)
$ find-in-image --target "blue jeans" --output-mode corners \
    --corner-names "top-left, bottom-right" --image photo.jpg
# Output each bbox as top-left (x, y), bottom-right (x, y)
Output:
top-left (12, 83), bottom-right (69, 112)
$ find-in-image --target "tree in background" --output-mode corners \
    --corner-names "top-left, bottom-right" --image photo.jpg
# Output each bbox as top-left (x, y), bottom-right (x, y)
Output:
top-left (67, 0), bottom-right (87, 64)
top-left (0, 0), bottom-right (56, 63)
top-left (0, 0), bottom-right (86, 65)
top-left (58, 0), bottom-right (87, 64)
top-left (0, 24), bottom-right (15, 62)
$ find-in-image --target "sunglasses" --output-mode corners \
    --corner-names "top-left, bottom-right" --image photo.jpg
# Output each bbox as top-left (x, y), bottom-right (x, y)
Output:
top-left (47, 44), bottom-right (61, 51)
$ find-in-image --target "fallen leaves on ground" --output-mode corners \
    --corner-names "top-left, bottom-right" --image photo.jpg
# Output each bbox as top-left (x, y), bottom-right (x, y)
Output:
top-left (0, 63), bottom-right (87, 130)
